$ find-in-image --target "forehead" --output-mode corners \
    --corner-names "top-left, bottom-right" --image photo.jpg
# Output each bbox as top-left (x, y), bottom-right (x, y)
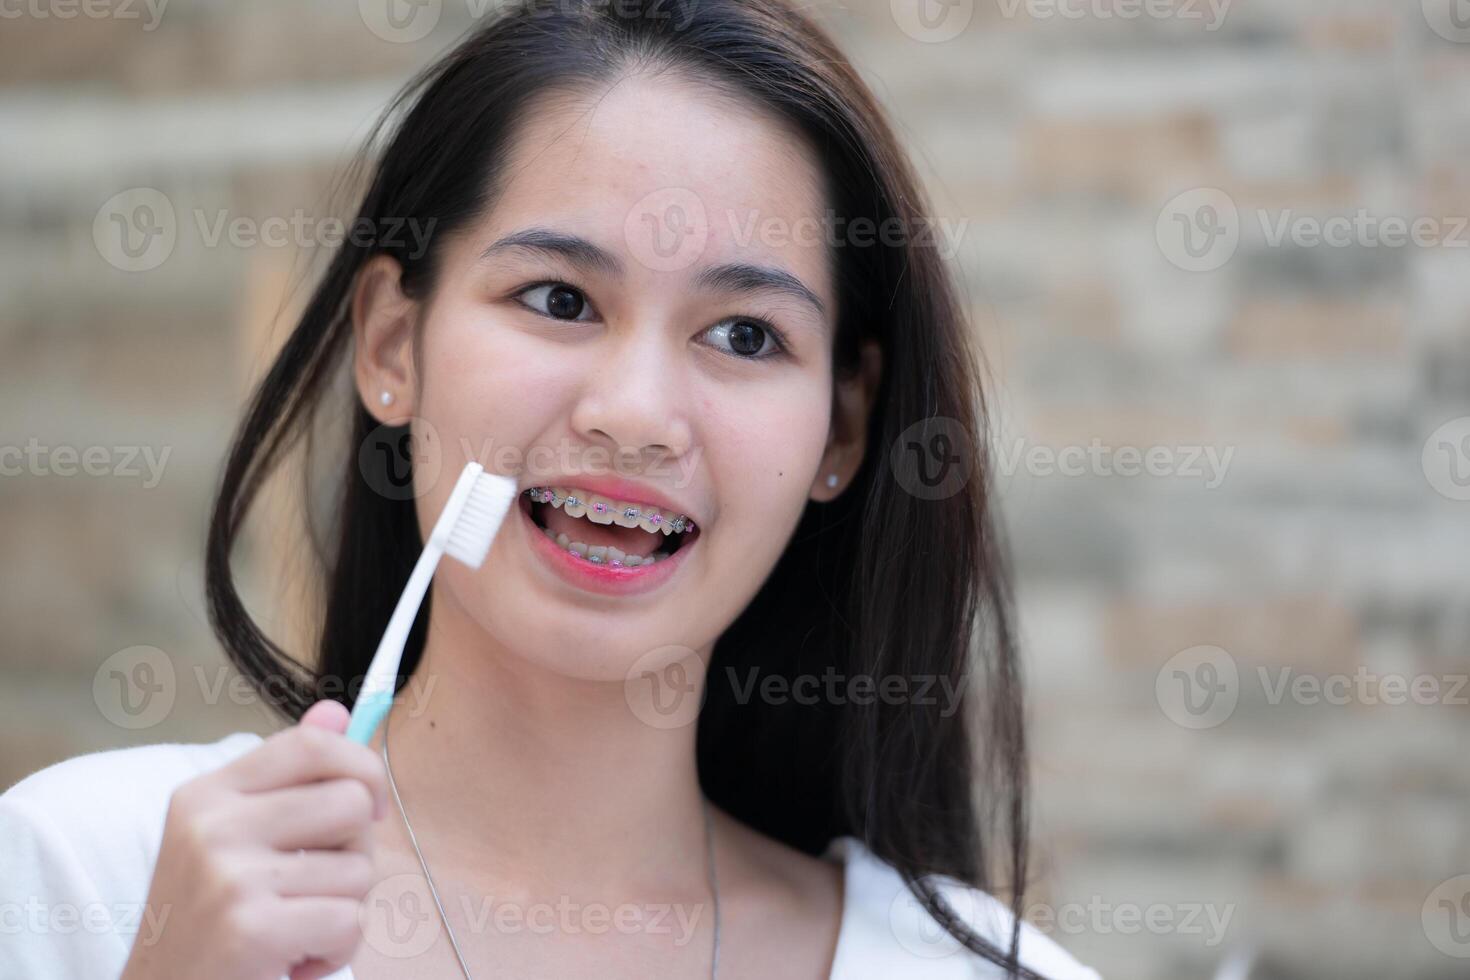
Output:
top-left (483, 73), bottom-right (833, 302)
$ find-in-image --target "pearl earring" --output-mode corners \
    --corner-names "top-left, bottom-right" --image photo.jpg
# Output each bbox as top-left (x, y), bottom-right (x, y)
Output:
top-left (379, 390), bottom-right (394, 407)
top-left (826, 474), bottom-right (838, 488)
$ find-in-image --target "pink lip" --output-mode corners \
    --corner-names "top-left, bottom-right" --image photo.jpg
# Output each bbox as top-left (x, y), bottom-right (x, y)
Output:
top-left (523, 474), bottom-right (700, 528)
top-left (518, 496), bottom-right (694, 597)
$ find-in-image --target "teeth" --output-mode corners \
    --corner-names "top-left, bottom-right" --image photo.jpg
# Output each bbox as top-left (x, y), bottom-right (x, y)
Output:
top-left (540, 524), bottom-right (669, 566)
top-left (529, 487), bottom-right (695, 536)
top-left (527, 486), bottom-right (694, 569)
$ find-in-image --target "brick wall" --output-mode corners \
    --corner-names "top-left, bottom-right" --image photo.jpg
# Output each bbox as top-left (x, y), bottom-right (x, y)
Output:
top-left (2, 2), bottom-right (1467, 977)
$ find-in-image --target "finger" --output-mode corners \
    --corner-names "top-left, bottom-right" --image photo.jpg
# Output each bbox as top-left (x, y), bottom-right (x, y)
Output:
top-left (223, 723), bottom-right (389, 819)
top-left (238, 779), bottom-right (381, 851)
top-left (261, 897), bottom-right (364, 974)
top-left (299, 699), bottom-right (351, 733)
top-left (259, 848), bottom-right (378, 900)
top-left (289, 959), bottom-right (338, 980)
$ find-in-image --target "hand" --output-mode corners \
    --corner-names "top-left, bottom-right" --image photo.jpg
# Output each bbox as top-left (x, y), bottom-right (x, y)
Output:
top-left (121, 700), bottom-right (388, 980)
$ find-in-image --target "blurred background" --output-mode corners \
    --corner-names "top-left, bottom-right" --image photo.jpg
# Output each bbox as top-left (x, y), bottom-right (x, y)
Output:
top-left (2, 1), bottom-right (1468, 977)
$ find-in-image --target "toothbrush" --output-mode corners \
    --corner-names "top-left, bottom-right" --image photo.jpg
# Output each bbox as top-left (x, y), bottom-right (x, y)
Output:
top-left (345, 460), bottom-right (519, 745)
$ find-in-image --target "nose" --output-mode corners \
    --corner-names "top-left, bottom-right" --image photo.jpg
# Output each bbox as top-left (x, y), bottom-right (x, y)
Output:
top-left (569, 321), bottom-right (694, 461)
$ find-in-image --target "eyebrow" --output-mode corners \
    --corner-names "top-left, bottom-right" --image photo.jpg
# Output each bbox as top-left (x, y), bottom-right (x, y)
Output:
top-left (481, 227), bottom-right (827, 318)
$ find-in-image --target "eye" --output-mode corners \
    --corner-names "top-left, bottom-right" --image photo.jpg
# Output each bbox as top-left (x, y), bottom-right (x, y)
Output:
top-left (703, 318), bottom-right (787, 360)
top-left (515, 282), bottom-right (598, 322)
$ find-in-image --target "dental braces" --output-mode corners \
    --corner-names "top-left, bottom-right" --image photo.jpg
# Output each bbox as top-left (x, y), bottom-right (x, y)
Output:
top-left (526, 486), bottom-right (694, 534)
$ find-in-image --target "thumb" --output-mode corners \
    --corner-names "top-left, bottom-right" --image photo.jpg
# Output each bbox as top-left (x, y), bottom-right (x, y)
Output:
top-left (298, 698), bottom-right (351, 734)
top-left (289, 958), bottom-right (338, 980)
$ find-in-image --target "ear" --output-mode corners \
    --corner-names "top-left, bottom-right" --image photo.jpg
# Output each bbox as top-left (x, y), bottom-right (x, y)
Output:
top-left (352, 254), bottom-right (419, 424)
top-left (812, 338), bottom-right (882, 501)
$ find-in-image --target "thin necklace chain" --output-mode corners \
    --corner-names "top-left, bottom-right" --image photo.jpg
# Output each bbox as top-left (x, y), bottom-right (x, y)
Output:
top-left (380, 705), bottom-right (721, 979)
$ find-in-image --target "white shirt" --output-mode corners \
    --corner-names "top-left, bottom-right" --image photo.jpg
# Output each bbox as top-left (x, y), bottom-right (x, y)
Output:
top-left (0, 733), bottom-right (1100, 979)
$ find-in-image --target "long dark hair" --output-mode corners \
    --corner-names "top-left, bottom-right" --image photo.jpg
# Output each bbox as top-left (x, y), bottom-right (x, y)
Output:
top-left (206, 1), bottom-right (1036, 974)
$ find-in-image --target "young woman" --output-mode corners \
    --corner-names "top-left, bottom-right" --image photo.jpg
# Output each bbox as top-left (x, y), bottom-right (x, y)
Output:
top-left (1, 2), bottom-right (1099, 978)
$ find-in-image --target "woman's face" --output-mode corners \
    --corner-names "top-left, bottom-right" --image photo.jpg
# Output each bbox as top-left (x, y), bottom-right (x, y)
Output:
top-left (356, 73), bottom-right (875, 683)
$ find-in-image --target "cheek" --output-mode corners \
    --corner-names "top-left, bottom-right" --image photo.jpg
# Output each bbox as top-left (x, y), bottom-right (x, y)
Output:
top-left (700, 376), bottom-right (831, 557)
top-left (703, 372), bottom-right (832, 475)
top-left (430, 300), bottom-right (549, 387)
top-left (415, 301), bottom-right (579, 463)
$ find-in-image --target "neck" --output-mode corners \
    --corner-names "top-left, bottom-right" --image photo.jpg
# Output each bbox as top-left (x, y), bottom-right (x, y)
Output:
top-left (371, 595), bottom-right (712, 896)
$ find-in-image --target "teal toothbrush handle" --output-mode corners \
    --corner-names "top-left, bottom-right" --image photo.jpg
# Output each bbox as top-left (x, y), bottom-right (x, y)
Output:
top-left (345, 689), bottom-right (394, 745)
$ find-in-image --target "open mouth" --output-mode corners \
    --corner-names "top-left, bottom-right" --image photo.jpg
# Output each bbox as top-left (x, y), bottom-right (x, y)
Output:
top-left (520, 486), bottom-right (700, 568)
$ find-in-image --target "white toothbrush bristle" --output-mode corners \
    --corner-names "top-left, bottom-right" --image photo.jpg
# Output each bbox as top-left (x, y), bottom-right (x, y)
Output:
top-left (445, 471), bottom-right (518, 568)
